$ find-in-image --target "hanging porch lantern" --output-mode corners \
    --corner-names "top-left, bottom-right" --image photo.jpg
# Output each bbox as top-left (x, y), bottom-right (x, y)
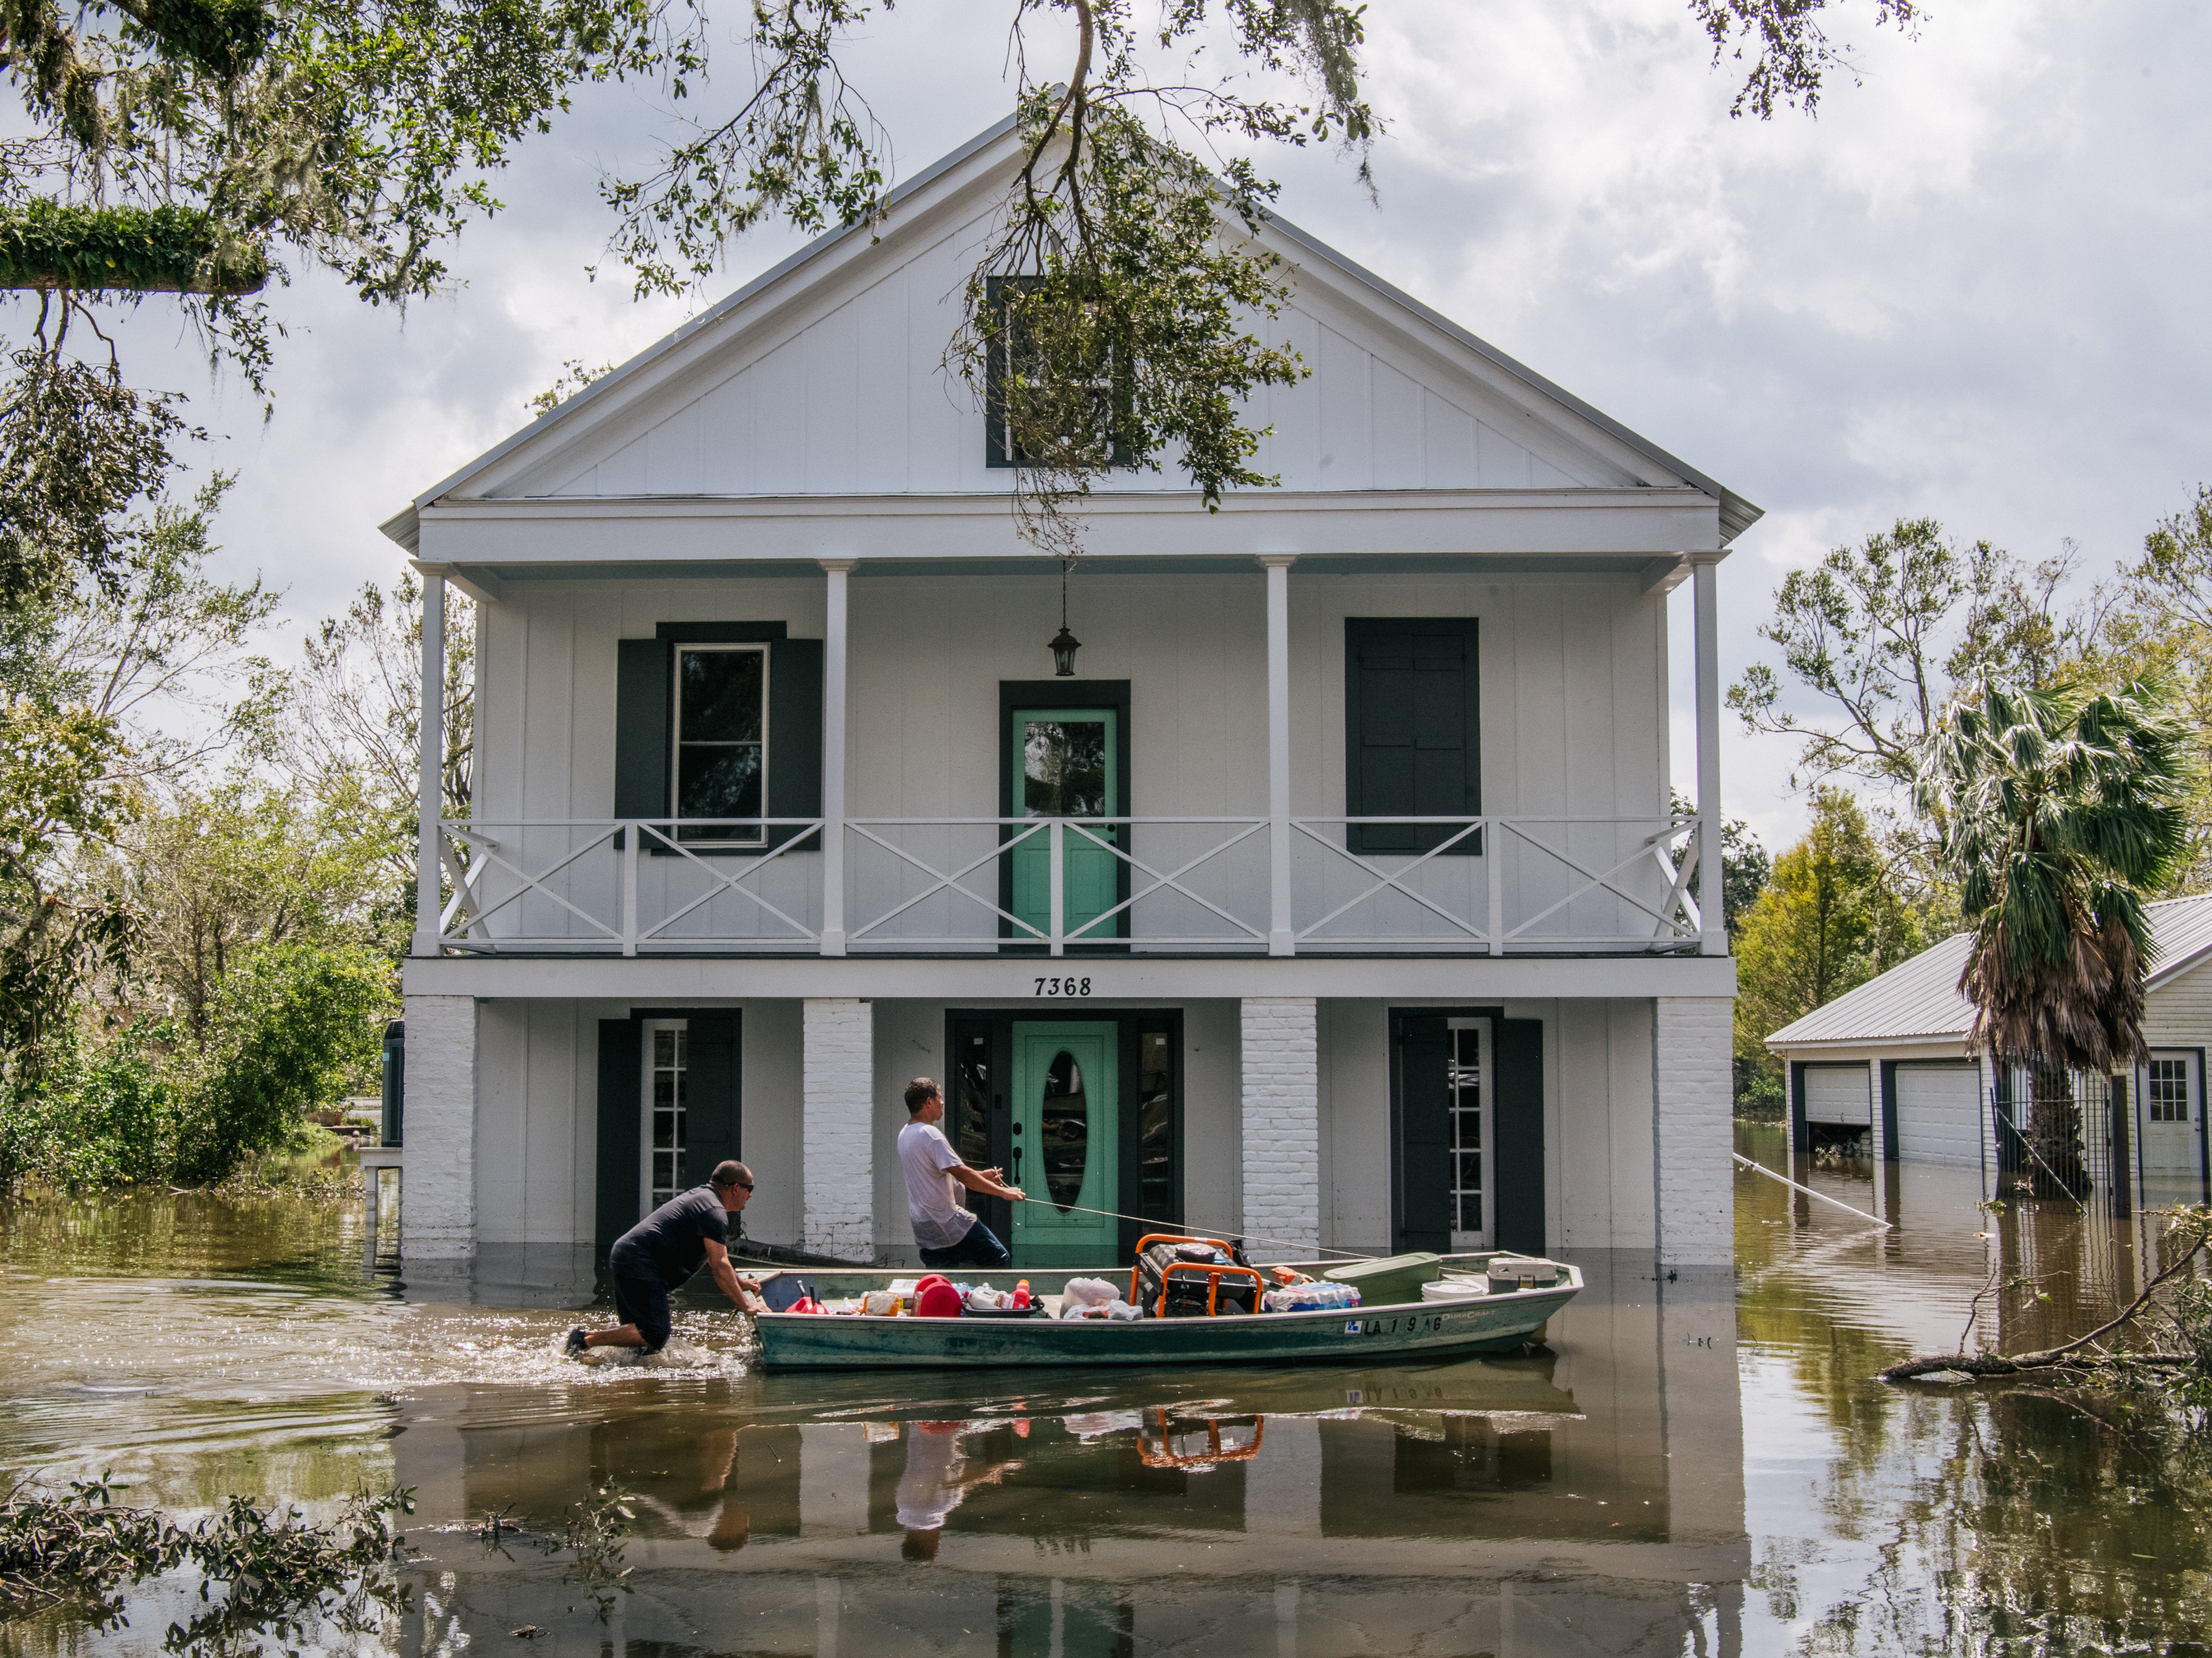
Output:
top-left (1049, 558), bottom-right (1081, 676)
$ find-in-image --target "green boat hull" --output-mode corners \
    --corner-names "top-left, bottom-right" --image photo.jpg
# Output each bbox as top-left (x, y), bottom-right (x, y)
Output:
top-left (755, 1263), bottom-right (1581, 1370)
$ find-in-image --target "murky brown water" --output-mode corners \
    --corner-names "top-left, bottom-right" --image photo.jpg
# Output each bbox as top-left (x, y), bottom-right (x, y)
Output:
top-left (0, 1126), bottom-right (2205, 1656)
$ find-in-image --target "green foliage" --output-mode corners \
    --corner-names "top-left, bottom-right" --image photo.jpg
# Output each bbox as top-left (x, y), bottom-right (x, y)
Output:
top-left (0, 200), bottom-right (268, 294)
top-left (0, 697), bottom-right (137, 1086)
top-left (0, 1473), bottom-right (411, 1644)
top-left (2084, 483), bottom-right (2212, 893)
top-left (172, 939), bottom-right (391, 1183)
top-left (0, 1019), bottom-right (174, 1187)
top-left (1729, 517), bottom-right (2085, 803)
top-left (952, 99), bottom-right (1309, 553)
top-left (0, 343), bottom-right (192, 609)
top-left (1692, 0), bottom-right (1922, 118)
top-left (1918, 675), bottom-right (2192, 1070)
top-left (1732, 787), bottom-right (1930, 1108)
top-left (125, 780), bottom-right (404, 1044)
top-left (0, 1474), bottom-right (191, 1624)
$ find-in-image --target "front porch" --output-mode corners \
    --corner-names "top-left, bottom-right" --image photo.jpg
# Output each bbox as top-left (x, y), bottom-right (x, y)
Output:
top-left (389, 982), bottom-right (1737, 1275)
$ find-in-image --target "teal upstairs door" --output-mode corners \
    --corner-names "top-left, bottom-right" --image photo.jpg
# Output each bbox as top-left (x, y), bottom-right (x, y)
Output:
top-left (1009, 707), bottom-right (1121, 943)
top-left (1010, 1022), bottom-right (1119, 1266)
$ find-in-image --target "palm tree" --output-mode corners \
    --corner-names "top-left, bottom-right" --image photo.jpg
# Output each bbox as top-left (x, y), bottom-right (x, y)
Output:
top-left (1917, 675), bottom-right (2191, 1192)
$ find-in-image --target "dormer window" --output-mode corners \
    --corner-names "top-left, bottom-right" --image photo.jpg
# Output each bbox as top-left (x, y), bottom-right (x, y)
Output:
top-left (984, 275), bottom-right (1133, 470)
top-left (675, 643), bottom-right (767, 845)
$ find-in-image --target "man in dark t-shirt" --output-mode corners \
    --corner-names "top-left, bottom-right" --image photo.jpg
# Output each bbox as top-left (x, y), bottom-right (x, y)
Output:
top-left (566, 1159), bottom-right (764, 1356)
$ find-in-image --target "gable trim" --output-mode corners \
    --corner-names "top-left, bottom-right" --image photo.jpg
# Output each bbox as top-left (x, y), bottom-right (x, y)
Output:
top-left (382, 115), bottom-right (1760, 552)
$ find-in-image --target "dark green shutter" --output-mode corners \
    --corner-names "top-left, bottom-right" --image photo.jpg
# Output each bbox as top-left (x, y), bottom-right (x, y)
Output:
top-left (595, 1018), bottom-right (643, 1262)
top-left (1345, 619), bottom-right (1480, 855)
top-left (1493, 1018), bottom-right (1544, 1255)
top-left (615, 639), bottom-right (671, 845)
top-left (768, 637), bottom-right (823, 850)
top-left (1394, 1013), bottom-right (1453, 1253)
top-left (686, 1012), bottom-right (742, 1183)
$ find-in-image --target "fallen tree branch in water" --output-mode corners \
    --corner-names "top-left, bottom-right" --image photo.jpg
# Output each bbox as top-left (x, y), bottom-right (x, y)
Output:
top-left (0, 1473), bottom-right (413, 1641)
top-left (1878, 1207), bottom-right (2212, 1385)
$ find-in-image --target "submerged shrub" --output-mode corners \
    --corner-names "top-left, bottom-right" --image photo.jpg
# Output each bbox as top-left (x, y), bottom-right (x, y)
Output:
top-left (171, 940), bottom-right (390, 1185)
top-left (0, 1019), bottom-right (179, 1189)
top-left (0, 1476), bottom-right (412, 1644)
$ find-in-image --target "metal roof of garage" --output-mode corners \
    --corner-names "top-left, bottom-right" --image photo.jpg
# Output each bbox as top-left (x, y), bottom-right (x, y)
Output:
top-left (1765, 893), bottom-right (2212, 1050)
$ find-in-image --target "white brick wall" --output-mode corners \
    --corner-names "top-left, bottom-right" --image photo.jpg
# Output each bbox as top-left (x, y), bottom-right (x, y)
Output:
top-left (1652, 996), bottom-right (1734, 1268)
top-left (1242, 997), bottom-right (1320, 1262)
top-left (802, 998), bottom-right (876, 1262)
top-left (403, 994), bottom-right (477, 1258)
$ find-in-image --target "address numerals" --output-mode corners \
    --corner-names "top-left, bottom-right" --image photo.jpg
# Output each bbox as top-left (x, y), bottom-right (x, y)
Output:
top-left (1034, 977), bottom-right (1092, 998)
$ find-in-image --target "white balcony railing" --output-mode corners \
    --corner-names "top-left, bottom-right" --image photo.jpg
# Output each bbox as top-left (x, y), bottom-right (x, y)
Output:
top-left (432, 815), bottom-right (1703, 956)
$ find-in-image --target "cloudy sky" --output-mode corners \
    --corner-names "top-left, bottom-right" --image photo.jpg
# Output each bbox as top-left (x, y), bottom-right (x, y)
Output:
top-left (78, 0), bottom-right (2212, 855)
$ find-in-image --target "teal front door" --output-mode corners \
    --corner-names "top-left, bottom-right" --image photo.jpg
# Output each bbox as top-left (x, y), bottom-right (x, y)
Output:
top-left (1009, 707), bottom-right (1120, 943)
top-left (1010, 1022), bottom-right (1119, 1266)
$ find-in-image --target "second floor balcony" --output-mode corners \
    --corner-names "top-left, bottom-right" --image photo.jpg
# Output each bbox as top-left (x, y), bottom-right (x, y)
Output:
top-left (430, 811), bottom-right (1706, 957)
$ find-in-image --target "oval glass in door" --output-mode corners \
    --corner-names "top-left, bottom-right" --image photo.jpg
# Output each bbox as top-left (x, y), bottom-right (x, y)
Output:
top-left (1041, 1050), bottom-right (1089, 1212)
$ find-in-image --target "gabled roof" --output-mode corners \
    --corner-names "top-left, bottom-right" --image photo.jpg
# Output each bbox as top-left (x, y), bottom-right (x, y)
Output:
top-left (383, 115), bottom-right (1760, 553)
top-left (1765, 892), bottom-right (2212, 1050)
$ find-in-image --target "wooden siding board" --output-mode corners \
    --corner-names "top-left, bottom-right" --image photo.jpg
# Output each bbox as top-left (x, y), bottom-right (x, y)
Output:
top-left (1315, 324), bottom-right (1372, 490)
top-left (1370, 359), bottom-right (1422, 490)
top-left (1422, 391), bottom-right (1478, 488)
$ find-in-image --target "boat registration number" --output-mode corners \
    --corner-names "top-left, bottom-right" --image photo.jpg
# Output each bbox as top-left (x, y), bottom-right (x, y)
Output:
top-left (1343, 1315), bottom-right (1450, 1336)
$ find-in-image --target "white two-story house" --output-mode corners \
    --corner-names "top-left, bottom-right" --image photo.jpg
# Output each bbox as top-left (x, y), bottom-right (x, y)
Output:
top-left (381, 116), bottom-right (1751, 1280)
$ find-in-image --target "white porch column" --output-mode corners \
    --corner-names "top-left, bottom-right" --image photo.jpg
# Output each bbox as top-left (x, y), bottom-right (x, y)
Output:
top-left (1652, 996), bottom-right (1732, 1266)
top-left (802, 998), bottom-right (874, 1261)
top-left (1260, 554), bottom-right (1297, 956)
top-left (819, 560), bottom-right (853, 956)
top-left (1241, 996), bottom-right (1318, 1261)
top-left (1691, 552), bottom-right (1725, 956)
top-left (413, 568), bottom-right (445, 958)
top-left (401, 993), bottom-right (476, 1257)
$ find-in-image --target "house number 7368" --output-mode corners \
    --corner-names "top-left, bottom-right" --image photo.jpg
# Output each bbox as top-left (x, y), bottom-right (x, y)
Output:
top-left (1035, 977), bottom-right (1092, 997)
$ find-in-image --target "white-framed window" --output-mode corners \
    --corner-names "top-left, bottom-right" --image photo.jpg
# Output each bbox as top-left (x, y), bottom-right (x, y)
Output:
top-left (1447, 1018), bottom-right (1491, 1249)
top-left (673, 643), bottom-right (768, 844)
top-left (2149, 1056), bottom-right (2191, 1123)
top-left (642, 1019), bottom-right (689, 1213)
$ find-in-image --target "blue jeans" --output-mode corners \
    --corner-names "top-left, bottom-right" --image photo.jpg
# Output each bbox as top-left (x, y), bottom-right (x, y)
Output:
top-left (918, 1221), bottom-right (1011, 1271)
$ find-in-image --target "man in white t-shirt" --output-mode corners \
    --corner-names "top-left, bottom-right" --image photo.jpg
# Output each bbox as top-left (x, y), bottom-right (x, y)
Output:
top-left (897, 1076), bottom-right (1025, 1269)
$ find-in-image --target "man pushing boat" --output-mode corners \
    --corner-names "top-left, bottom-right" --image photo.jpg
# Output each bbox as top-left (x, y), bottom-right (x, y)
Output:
top-left (899, 1078), bottom-right (1026, 1270)
top-left (567, 1159), bottom-right (764, 1357)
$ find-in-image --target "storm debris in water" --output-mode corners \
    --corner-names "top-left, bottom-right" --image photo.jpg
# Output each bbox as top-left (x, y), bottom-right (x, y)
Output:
top-left (0, 1474), bottom-right (415, 1644)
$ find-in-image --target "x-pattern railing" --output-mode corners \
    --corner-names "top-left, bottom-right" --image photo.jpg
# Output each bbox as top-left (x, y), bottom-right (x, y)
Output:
top-left (438, 819), bottom-right (824, 954)
top-left (1290, 816), bottom-right (1702, 951)
top-left (845, 818), bottom-right (1050, 946)
top-left (1054, 818), bottom-right (1268, 950)
top-left (424, 813), bottom-right (1707, 955)
top-left (844, 817), bottom-right (1269, 953)
top-left (1499, 818), bottom-right (1701, 945)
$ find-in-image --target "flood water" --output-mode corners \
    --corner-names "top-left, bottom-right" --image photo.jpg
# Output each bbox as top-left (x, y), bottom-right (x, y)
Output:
top-left (1, 1126), bottom-right (2207, 1656)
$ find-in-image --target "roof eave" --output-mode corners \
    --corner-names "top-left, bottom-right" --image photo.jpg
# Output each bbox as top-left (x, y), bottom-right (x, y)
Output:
top-left (379, 108), bottom-right (1029, 545)
top-left (1254, 209), bottom-right (1763, 545)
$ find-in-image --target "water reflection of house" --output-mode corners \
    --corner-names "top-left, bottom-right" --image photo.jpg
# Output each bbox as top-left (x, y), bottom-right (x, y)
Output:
top-left (1764, 893), bottom-right (2212, 1206)
top-left (389, 1262), bottom-right (1744, 1655)
top-left (379, 108), bottom-right (1755, 1278)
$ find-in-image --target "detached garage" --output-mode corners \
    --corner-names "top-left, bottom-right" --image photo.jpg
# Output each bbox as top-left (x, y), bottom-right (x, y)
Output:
top-left (1765, 894), bottom-right (2212, 1199)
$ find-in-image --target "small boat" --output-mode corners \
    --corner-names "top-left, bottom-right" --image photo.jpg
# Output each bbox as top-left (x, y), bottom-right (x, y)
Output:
top-left (752, 1249), bottom-right (1580, 1371)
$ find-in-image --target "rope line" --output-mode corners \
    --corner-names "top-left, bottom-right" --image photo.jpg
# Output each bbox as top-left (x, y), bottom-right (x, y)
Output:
top-left (1034, 1200), bottom-right (1398, 1262)
top-left (1732, 1152), bottom-right (1893, 1231)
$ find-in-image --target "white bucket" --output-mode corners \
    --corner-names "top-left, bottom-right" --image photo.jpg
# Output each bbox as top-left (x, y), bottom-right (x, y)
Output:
top-left (1421, 1276), bottom-right (1490, 1300)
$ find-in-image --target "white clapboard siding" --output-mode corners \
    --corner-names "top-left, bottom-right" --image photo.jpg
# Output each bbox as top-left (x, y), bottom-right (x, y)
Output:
top-left (505, 201), bottom-right (1638, 504)
top-left (1804, 1064), bottom-right (1872, 1126)
top-left (1894, 1064), bottom-right (1982, 1169)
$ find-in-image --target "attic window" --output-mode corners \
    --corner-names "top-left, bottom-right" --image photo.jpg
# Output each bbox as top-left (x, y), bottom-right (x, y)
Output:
top-left (984, 275), bottom-right (1133, 470)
